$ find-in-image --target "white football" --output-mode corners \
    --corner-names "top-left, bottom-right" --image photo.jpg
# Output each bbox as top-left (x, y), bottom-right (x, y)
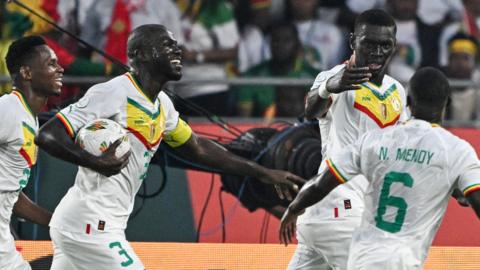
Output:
top-left (75, 119), bottom-right (130, 158)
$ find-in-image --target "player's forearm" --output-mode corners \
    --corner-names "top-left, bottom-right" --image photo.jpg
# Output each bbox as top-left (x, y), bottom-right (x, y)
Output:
top-left (181, 135), bottom-right (270, 179)
top-left (35, 118), bottom-right (97, 169)
top-left (13, 192), bottom-right (52, 227)
top-left (304, 89), bottom-right (330, 119)
top-left (466, 190), bottom-right (480, 219)
top-left (288, 170), bottom-right (340, 214)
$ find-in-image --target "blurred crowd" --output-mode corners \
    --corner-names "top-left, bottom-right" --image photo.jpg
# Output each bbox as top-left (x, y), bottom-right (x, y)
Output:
top-left (1, 0), bottom-right (480, 121)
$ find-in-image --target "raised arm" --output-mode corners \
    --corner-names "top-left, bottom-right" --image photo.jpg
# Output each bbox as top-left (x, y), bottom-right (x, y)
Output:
top-left (35, 117), bottom-right (129, 177)
top-left (279, 168), bottom-right (341, 245)
top-left (13, 192), bottom-right (51, 227)
top-left (305, 55), bottom-right (371, 119)
top-left (174, 132), bottom-right (305, 200)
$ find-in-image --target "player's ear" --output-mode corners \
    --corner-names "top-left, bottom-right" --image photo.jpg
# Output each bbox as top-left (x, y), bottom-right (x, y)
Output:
top-left (132, 49), bottom-right (148, 62)
top-left (349, 33), bottom-right (355, 50)
top-left (19, 66), bottom-right (32, 80)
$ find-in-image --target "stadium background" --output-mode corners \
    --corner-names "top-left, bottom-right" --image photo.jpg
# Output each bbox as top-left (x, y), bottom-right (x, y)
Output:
top-left (1, 0), bottom-right (480, 269)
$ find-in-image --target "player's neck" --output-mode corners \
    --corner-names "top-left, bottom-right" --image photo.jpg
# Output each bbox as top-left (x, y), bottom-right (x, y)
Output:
top-left (370, 73), bottom-right (385, 86)
top-left (411, 108), bottom-right (443, 125)
top-left (12, 85), bottom-right (47, 116)
top-left (130, 70), bottom-right (164, 101)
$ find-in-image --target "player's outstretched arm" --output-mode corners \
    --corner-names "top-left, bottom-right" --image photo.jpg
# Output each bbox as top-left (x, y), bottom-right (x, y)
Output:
top-left (305, 55), bottom-right (371, 119)
top-left (13, 192), bottom-right (52, 227)
top-left (279, 169), bottom-right (340, 245)
top-left (466, 190), bottom-right (480, 219)
top-left (35, 118), bottom-right (130, 177)
top-left (174, 133), bottom-right (305, 200)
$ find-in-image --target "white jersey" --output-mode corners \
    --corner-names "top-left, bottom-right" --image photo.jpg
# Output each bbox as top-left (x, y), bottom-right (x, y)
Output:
top-left (0, 91), bottom-right (38, 269)
top-left (299, 64), bottom-right (408, 223)
top-left (327, 119), bottom-right (480, 269)
top-left (50, 73), bottom-right (192, 234)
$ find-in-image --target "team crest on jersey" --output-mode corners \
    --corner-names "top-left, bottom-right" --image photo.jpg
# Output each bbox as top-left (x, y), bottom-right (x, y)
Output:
top-left (19, 122), bottom-right (38, 167)
top-left (353, 83), bottom-right (403, 128)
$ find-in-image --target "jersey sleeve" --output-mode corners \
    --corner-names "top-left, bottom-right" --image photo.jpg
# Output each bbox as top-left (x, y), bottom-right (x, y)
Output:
top-left (454, 142), bottom-right (480, 197)
top-left (56, 83), bottom-right (124, 138)
top-left (159, 92), bottom-right (192, 148)
top-left (310, 64), bottom-right (345, 105)
top-left (0, 101), bottom-right (16, 143)
top-left (326, 132), bottom-right (366, 184)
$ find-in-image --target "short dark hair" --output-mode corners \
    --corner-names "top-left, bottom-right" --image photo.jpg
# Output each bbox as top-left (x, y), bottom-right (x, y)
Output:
top-left (127, 24), bottom-right (167, 58)
top-left (354, 9), bottom-right (396, 33)
top-left (5, 35), bottom-right (46, 75)
top-left (409, 67), bottom-right (450, 108)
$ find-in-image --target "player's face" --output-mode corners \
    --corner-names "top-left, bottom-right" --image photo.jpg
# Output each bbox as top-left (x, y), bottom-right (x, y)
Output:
top-left (151, 31), bottom-right (182, 81)
top-left (351, 24), bottom-right (396, 78)
top-left (30, 45), bottom-right (64, 96)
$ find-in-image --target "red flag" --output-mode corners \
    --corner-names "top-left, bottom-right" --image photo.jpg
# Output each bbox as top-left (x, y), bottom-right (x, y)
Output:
top-left (105, 0), bottom-right (131, 64)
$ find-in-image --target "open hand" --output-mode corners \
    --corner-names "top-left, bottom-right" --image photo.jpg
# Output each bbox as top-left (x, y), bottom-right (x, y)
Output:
top-left (326, 54), bottom-right (372, 94)
top-left (279, 207), bottom-right (303, 246)
top-left (258, 170), bottom-right (306, 201)
top-left (91, 139), bottom-right (131, 177)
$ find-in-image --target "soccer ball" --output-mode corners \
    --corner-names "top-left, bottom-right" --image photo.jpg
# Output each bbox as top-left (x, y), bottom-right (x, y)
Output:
top-left (75, 119), bottom-right (130, 158)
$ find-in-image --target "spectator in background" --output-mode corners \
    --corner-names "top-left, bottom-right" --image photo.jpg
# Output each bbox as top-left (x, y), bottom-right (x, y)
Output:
top-left (0, 0), bottom-right (124, 108)
top-left (386, 0), bottom-right (422, 84)
top-left (174, 0), bottom-right (240, 116)
top-left (235, 23), bottom-right (318, 120)
top-left (442, 33), bottom-right (480, 121)
top-left (286, 0), bottom-right (345, 71)
top-left (81, 0), bottom-right (184, 63)
top-left (236, 0), bottom-right (273, 73)
top-left (439, 0), bottom-right (480, 66)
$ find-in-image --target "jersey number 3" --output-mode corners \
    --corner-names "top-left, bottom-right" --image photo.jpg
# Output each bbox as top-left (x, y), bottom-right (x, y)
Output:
top-left (375, 171), bottom-right (414, 233)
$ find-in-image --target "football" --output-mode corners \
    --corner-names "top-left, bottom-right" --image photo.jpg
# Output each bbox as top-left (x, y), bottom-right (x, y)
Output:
top-left (75, 119), bottom-right (130, 158)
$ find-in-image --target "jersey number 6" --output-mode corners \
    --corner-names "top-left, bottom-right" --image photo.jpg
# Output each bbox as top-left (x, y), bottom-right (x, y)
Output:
top-left (375, 171), bottom-right (414, 233)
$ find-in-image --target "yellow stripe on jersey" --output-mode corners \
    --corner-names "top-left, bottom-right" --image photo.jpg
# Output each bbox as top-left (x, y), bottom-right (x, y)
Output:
top-left (353, 83), bottom-right (403, 128)
top-left (56, 112), bottom-right (76, 138)
top-left (12, 91), bottom-right (34, 119)
top-left (163, 118), bottom-right (192, 148)
top-left (126, 98), bottom-right (165, 149)
top-left (125, 73), bottom-right (154, 104)
top-left (326, 159), bottom-right (348, 184)
top-left (19, 122), bottom-right (37, 167)
top-left (463, 184), bottom-right (480, 196)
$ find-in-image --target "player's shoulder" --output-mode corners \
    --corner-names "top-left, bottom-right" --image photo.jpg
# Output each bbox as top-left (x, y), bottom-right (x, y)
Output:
top-left (433, 126), bottom-right (473, 152)
top-left (0, 93), bottom-right (19, 115)
top-left (158, 91), bottom-right (176, 109)
top-left (86, 74), bottom-right (129, 97)
top-left (383, 74), bottom-right (405, 91)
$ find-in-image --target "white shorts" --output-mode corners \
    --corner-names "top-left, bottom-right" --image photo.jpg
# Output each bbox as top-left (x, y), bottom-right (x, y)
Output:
top-left (0, 191), bottom-right (31, 270)
top-left (50, 227), bottom-right (144, 270)
top-left (0, 240), bottom-right (31, 270)
top-left (347, 230), bottom-right (423, 270)
top-left (288, 217), bottom-right (361, 270)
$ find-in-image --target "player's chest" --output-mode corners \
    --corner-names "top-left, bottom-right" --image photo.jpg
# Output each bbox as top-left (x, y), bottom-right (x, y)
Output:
top-left (10, 120), bottom-right (38, 167)
top-left (350, 84), bottom-right (403, 128)
top-left (123, 97), bottom-right (166, 150)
